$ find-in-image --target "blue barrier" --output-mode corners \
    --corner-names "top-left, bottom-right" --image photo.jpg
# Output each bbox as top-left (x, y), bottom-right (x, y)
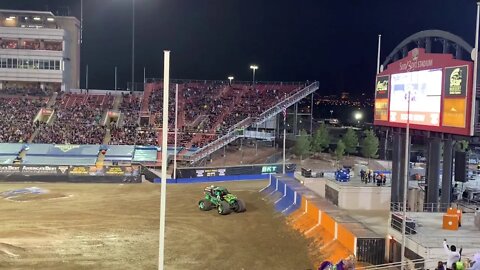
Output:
top-left (277, 178), bottom-right (303, 215)
top-left (273, 180), bottom-right (288, 211)
top-left (260, 175), bottom-right (278, 195)
top-left (153, 173), bottom-right (296, 184)
top-left (153, 178), bottom-right (177, 184)
top-left (274, 183), bottom-right (296, 213)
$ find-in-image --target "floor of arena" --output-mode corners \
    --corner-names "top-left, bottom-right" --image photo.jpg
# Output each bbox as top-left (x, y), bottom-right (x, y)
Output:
top-left (0, 181), bottom-right (315, 270)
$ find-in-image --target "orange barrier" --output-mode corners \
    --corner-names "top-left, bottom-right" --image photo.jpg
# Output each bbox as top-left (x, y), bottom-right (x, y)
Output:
top-left (266, 176), bottom-right (364, 265)
top-left (290, 198), bottom-right (320, 234)
top-left (321, 212), bottom-right (336, 243)
top-left (337, 223), bottom-right (356, 254)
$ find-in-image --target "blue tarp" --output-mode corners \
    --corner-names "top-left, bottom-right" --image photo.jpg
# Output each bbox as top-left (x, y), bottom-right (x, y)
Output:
top-left (26, 144), bottom-right (100, 156)
top-left (22, 156), bottom-right (97, 166)
top-left (182, 148), bottom-right (199, 157)
top-left (133, 146), bottom-right (157, 162)
top-left (0, 155), bottom-right (17, 164)
top-left (0, 143), bottom-right (24, 155)
top-left (105, 145), bottom-right (135, 161)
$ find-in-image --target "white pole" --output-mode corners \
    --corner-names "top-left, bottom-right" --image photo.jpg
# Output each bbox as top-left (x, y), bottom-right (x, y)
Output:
top-left (377, 34), bottom-right (382, 74)
top-left (400, 91), bottom-right (410, 270)
top-left (173, 84), bottom-right (178, 180)
top-left (283, 95), bottom-right (287, 174)
top-left (114, 66), bottom-right (117, 91)
top-left (159, 50), bottom-right (170, 270)
top-left (283, 125), bottom-right (286, 174)
top-left (471, 2), bottom-right (480, 136)
top-left (86, 64), bottom-right (89, 91)
top-left (80, 0), bottom-right (83, 45)
top-left (131, 0), bottom-right (135, 92)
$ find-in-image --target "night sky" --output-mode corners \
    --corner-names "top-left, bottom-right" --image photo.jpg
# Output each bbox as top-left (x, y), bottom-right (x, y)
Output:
top-left (1, 0), bottom-right (477, 95)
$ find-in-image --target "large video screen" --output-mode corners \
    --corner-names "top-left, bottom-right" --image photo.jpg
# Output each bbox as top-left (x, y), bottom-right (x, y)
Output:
top-left (389, 69), bottom-right (442, 126)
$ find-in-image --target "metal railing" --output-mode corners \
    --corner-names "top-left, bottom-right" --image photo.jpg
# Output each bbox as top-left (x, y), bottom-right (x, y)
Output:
top-left (184, 82), bottom-right (319, 163)
top-left (389, 212), bottom-right (480, 248)
top-left (357, 258), bottom-right (430, 270)
top-left (254, 81), bottom-right (320, 125)
top-left (390, 202), bottom-right (461, 213)
top-left (145, 78), bottom-right (307, 86)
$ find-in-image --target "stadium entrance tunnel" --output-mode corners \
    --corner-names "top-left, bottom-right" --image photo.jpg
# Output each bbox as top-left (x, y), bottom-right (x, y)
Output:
top-left (261, 175), bottom-right (385, 267)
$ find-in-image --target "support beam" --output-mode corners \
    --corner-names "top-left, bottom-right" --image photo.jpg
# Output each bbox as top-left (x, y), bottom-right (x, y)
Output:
top-left (441, 139), bottom-right (454, 210)
top-left (294, 103), bottom-right (298, 135)
top-left (391, 132), bottom-right (401, 206)
top-left (425, 37), bottom-right (432, 53)
top-left (426, 138), bottom-right (441, 208)
top-left (398, 132), bottom-right (407, 206)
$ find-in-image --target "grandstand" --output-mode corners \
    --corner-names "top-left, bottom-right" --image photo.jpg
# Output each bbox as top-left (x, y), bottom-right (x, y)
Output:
top-left (0, 80), bottom-right (317, 166)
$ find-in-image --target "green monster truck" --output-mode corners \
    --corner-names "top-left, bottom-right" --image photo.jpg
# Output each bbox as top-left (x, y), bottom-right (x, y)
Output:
top-left (198, 185), bottom-right (246, 215)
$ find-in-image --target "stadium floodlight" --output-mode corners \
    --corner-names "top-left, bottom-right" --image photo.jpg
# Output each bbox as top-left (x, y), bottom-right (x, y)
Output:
top-left (354, 111), bottom-right (362, 121)
top-left (228, 76), bottom-right (234, 84)
top-left (47, 18), bottom-right (55, 22)
top-left (249, 65), bottom-right (258, 87)
top-left (33, 17), bottom-right (41, 21)
top-left (6, 18), bottom-right (13, 21)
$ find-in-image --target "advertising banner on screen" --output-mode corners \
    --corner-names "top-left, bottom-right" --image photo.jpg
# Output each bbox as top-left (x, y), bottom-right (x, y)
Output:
top-left (374, 48), bottom-right (474, 136)
top-left (389, 69), bottom-right (442, 126)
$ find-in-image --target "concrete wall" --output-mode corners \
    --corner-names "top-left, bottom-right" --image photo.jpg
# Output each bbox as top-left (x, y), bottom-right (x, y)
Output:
top-left (297, 173), bottom-right (391, 211)
top-left (328, 181), bottom-right (391, 211)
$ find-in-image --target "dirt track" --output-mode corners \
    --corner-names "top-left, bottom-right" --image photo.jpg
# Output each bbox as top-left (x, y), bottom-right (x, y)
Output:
top-left (0, 181), bottom-right (315, 270)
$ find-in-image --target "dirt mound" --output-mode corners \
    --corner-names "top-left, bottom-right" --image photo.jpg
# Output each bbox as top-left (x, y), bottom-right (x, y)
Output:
top-left (0, 243), bottom-right (26, 259)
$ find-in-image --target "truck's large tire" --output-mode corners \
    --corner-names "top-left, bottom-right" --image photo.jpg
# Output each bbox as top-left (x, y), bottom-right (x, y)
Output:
top-left (199, 199), bottom-right (213, 211)
top-left (234, 199), bottom-right (246, 213)
top-left (217, 201), bottom-right (232, 215)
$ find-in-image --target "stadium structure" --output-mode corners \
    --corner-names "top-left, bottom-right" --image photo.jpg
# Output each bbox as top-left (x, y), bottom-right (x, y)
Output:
top-left (0, 10), bottom-right (80, 92)
top-left (1, 6), bottom-right (480, 270)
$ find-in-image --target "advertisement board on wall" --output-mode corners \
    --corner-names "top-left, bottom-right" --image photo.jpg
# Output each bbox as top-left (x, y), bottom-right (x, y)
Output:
top-left (374, 48), bottom-right (474, 136)
top-left (175, 164), bottom-right (296, 179)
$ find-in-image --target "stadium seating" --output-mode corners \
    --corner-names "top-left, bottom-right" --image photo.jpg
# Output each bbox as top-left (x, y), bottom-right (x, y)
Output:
top-left (0, 96), bottom-right (46, 143)
top-left (0, 81), bottom-right (303, 154)
top-left (34, 93), bottom-right (112, 144)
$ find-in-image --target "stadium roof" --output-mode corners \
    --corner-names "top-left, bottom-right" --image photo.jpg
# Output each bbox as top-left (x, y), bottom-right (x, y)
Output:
top-left (0, 9), bottom-right (55, 17)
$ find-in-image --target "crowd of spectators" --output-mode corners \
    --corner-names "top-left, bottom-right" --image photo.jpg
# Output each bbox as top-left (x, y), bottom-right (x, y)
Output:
top-left (0, 97), bottom-right (46, 143)
top-left (0, 40), bottom-right (18, 49)
top-left (0, 81), bottom-right (302, 147)
top-left (34, 94), bottom-right (108, 144)
top-left (109, 92), bottom-right (163, 146)
top-left (0, 39), bottom-right (62, 51)
top-left (44, 41), bottom-right (62, 51)
top-left (3, 82), bottom-right (60, 96)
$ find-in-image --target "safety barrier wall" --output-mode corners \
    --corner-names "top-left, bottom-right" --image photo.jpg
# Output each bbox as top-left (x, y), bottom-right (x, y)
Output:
top-left (153, 173), bottom-right (295, 184)
top-left (261, 174), bottom-right (384, 266)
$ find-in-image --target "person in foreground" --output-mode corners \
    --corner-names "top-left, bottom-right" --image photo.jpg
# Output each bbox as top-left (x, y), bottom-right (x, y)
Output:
top-left (318, 255), bottom-right (355, 270)
top-left (444, 239), bottom-right (462, 270)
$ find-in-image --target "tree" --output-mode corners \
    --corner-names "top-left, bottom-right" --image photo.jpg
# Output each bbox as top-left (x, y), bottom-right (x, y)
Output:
top-left (335, 139), bottom-right (346, 161)
top-left (360, 130), bottom-right (379, 159)
top-left (343, 128), bottom-right (358, 155)
top-left (311, 124), bottom-right (330, 154)
top-left (295, 129), bottom-right (311, 160)
top-left (455, 140), bottom-right (469, 152)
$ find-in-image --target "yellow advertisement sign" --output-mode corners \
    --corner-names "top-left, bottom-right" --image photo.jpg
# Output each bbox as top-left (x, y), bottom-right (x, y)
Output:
top-left (442, 98), bottom-right (466, 128)
top-left (374, 99), bottom-right (388, 121)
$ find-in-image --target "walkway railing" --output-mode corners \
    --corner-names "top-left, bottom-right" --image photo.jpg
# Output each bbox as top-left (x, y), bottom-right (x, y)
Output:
top-left (184, 81), bottom-right (319, 163)
top-left (389, 211), bottom-right (480, 248)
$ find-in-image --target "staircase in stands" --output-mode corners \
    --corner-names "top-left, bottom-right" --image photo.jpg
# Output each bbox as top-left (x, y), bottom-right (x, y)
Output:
top-left (184, 81), bottom-right (319, 164)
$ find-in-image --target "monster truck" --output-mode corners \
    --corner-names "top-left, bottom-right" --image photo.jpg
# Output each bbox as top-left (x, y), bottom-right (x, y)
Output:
top-left (198, 185), bottom-right (246, 215)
